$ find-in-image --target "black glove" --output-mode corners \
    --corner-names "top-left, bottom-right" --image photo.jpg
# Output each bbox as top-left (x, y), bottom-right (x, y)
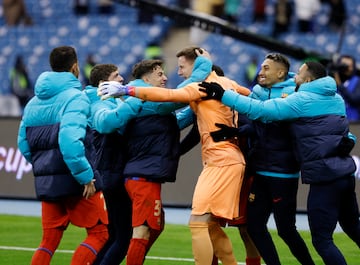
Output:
top-left (210, 123), bottom-right (239, 142)
top-left (337, 136), bottom-right (355, 156)
top-left (199, 81), bottom-right (225, 100)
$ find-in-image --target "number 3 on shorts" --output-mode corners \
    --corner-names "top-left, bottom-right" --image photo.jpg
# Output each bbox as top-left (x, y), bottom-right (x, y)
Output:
top-left (154, 199), bottom-right (161, 217)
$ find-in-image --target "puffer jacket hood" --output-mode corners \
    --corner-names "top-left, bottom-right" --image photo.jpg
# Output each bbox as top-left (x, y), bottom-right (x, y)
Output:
top-left (298, 76), bottom-right (337, 96)
top-left (35, 71), bottom-right (82, 99)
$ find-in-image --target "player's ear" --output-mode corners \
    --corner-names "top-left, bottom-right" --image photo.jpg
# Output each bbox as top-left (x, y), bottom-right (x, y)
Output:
top-left (71, 62), bottom-right (80, 78)
top-left (277, 69), bottom-right (286, 80)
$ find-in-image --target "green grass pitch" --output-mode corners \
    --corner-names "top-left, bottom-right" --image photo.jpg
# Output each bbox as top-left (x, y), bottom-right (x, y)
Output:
top-left (0, 214), bottom-right (358, 264)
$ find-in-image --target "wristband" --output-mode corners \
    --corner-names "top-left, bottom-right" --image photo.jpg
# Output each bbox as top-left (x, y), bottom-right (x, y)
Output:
top-left (127, 86), bottom-right (136, 96)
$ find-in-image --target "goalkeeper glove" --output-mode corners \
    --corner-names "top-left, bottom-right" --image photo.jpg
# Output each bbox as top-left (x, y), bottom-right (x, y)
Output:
top-left (199, 81), bottom-right (225, 100)
top-left (210, 123), bottom-right (239, 142)
top-left (97, 81), bottom-right (135, 100)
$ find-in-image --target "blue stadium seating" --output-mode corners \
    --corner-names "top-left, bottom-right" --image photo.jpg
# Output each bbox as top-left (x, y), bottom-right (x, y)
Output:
top-left (166, 0), bottom-right (360, 88)
top-left (0, 0), bottom-right (359, 95)
top-left (0, 0), bottom-right (173, 94)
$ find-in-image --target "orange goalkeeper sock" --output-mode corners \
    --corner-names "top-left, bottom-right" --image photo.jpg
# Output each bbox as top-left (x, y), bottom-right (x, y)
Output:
top-left (189, 221), bottom-right (214, 265)
top-left (208, 221), bottom-right (237, 265)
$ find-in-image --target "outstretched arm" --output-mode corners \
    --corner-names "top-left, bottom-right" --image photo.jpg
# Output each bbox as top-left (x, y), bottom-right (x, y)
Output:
top-left (98, 81), bottom-right (202, 103)
top-left (92, 97), bottom-right (142, 133)
top-left (199, 81), bottom-right (302, 122)
top-left (133, 86), bottom-right (193, 103)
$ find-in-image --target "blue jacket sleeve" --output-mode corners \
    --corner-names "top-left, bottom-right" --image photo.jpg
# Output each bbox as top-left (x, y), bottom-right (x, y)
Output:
top-left (348, 132), bottom-right (357, 143)
top-left (17, 120), bottom-right (32, 163)
top-left (176, 106), bottom-right (195, 129)
top-left (59, 92), bottom-right (94, 185)
top-left (221, 90), bottom-right (302, 122)
top-left (92, 97), bottom-right (143, 133)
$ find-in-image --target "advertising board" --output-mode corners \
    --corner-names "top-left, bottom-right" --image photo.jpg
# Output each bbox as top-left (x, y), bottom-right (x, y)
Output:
top-left (1, 118), bottom-right (359, 211)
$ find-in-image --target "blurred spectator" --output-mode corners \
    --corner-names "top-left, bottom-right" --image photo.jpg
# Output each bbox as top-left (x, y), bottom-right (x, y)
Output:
top-left (322, 0), bottom-right (347, 31)
top-left (73, 0), bottom-right (89, 15)
top-left (189, 0), bottom-right (224, 44)
top-left (9, 55), bottom-right (33, 110)
top-left (331, 55), bottom-right (360, 121)
top-left (137, 0), bottom-right (156, 23)
top-left (144, 41), bottom-right (163, 60)
top-left (271, 0), bottom-right (293, 38)
top-left (98, 0), bottom-right (114, 14)
top-left (253, 0), bottom-right (266, 22)
top-left (223, 0), bottom-right (241, 24)
top-left (82, 54), bottom-right (97, 86)
top-left (175, 0), bottom-right (191, 27)
top-left (2, 0), bottom-right (33, 26)
top-left (294, 0), bottom-right (321, 33)
top-left (244, 56), bottom-right (259, 88)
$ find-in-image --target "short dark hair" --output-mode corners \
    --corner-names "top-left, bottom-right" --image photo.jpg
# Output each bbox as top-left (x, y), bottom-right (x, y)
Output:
top-left (132, 59), bottom-right (163, 79)
top-left (89, 64), bottom-right (118, 86)
top-left (49, 46), bottom-right (78, 72)
top-left (212, 64), bottom-right (224, 76)
top-left (338, 54), bottom-right (356, 65)
top-left (176, 46), bottom-right (201, 61)
top-left (266, 53), bottom-right (290, 73)
top-left (305, 61), bottom-right (327, 80)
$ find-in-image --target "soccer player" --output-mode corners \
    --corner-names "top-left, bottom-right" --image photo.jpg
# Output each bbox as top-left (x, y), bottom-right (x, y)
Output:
top-left (123, 50), bottom-right (212, 265)
top-left (17, 46), bottom-right (108, 265)
top-left (85, 63), bottom-right (143, 265)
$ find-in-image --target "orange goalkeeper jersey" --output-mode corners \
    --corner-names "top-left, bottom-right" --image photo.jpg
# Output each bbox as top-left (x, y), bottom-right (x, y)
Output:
top-left (134, 71), bottom-right (249, 167)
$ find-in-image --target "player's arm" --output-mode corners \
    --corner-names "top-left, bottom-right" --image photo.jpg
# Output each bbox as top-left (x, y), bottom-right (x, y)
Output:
top-left (199, 81), bottom-right (302, 122)
top-left (98, 81), bottom-right (202, 103)
top-left (17, 120), bottom-right (32, 163)
top-left (134, 85), bottom-right (200, 103)
top-left (231, 80), bottom-right (251, 96)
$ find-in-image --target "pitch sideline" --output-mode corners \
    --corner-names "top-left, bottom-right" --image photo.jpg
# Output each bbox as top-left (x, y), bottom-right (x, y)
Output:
top-left (0, 245), bottom-right (249, 264)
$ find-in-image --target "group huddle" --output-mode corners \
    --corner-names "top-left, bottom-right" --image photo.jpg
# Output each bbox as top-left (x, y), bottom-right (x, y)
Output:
top-left (18, 45), bottom-right (360, 265)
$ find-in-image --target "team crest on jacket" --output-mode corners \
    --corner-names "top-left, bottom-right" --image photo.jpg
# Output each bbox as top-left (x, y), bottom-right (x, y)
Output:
top-left (281, 93), bottom-right (288, 98)
top-left (248, 193), bottom-right (255, 202)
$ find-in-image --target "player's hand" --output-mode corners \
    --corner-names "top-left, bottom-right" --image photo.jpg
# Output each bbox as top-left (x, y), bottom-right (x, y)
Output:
top-left (210, 123), bottom-right (238, 142)
top-left (195, 48), bottom-right (211, 60)
top-left (97, 81), bottom-right (135, 100)
top-left (83, 179), bottom-right (96, 199)
top-left (199, 81), bottom-right (225, 100)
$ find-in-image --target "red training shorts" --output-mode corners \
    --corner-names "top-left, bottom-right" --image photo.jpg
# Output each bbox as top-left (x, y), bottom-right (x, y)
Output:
top-left (227, 175), bottom-right (254, 226)
top-left (125, 178), bottom-right (163, 230)
top-left (41, 191), bottom-right (108, 229)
